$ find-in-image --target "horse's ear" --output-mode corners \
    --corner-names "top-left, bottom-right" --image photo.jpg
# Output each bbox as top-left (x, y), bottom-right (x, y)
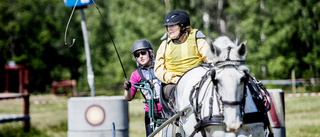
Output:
top-left (238, 42), bottom-right (247, 57)
top-left (210, 41), bottom-right (221, 56)
top-left (209, 41), bottom-right (215, 54)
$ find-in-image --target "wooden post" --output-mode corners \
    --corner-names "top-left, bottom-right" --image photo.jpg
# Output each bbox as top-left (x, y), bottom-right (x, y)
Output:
top-left (19, 68), bottom-right (23, 93)
top-left (23, 69), bottom-right (29, 94)
top-left (291, 69), bottom-right (296, 95)
top-left (4, 65), bottom-right (29, 93)
top-left (5, 70), bottom-right (9, 93)
top-left (23, 94), bottom-right (30, 132)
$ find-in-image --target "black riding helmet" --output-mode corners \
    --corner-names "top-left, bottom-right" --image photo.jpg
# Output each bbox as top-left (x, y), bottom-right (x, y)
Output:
top-left (132, 39), bottom-right (153, 53)
top-left (132, 39), bottom-right (154, 67)
top-left (163, 9), bottom-right (190, 27)
top-left (163, 10), bottom-right (190, 41)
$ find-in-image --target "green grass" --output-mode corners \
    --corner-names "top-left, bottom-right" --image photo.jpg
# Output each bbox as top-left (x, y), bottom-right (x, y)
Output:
top-left (0, 95), bottom-right (68, 137)
top-left (0, 94), bottom-right (319, 137)
top-left (285, 96), bottom-right (320, 137)
top-left (128, 100), bottom-right (146, 137)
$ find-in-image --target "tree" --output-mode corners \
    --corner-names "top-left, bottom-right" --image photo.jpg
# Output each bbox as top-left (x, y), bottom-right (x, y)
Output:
top-left (226, 0), bottom-right (320, 79)
top-left (1, 0), bottom-right (319, 93)
top-left (79, 0), bottom-right (167, 91)
top-left (0, 0), bottom-right (83, 92)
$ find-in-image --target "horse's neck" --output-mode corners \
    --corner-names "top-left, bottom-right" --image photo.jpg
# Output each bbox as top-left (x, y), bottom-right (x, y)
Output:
top-left (175, 67), bottom-right (209, 109)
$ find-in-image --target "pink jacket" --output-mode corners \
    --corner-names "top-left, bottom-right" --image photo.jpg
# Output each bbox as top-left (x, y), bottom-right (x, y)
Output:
top-left (127, 68), bottom-right (162, 113)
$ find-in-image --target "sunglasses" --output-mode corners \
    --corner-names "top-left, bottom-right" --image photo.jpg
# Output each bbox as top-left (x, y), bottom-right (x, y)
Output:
top-left (134, 49), bottom-right (147, 58)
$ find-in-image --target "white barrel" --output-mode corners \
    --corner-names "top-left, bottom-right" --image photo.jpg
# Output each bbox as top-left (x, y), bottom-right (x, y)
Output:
top-left (68, 96), bottom-right (129, 137)
top-left (267, 89), bottom-right (286, 137)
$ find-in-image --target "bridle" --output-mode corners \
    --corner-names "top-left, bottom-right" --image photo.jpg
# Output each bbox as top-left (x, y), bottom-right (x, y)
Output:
top-left (189, 60), bottom-right (249, 137)
top-left (214, 61), bottom-right (249, 113)
top-left (186, 46), bottom-right (273, 137)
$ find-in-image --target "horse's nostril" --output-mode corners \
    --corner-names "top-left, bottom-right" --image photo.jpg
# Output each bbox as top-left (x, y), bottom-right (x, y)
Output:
top-left (228, 128), bottom-right (237, 132)
top-left (226, 122), bottom-right (242, 132)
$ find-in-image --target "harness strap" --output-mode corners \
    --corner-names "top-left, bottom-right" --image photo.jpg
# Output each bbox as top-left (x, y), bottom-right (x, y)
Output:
top-left (190, 119), bottom-right (205, 137)
top-left (152, 99), bottom-right (161, 114)
top-left (257, 81), bottom-right (272, 111)
top-left (189, 70), bottom-right (214, 137)
top-left (167, 86), bottom-right (177, 115)
top-left (138, 68), bottom-right (163, 116)
top-left (203, 115), bottom-right (224, 126)
top-left (208, 69), bottom-right (216, 120)
top-left (190, 115), bottom-right (224, 137)
top-left (243, 112), bottom-right (265, 124)
top-left (244, 71), bottom-right (274, 137)
top-left (245, 71), bottom-right (271, 112)
top-left (240, 70), bottom-right (249, 116)
top-left (137, 68), bottom-right (147, 82)
top-left (195, 72), bottom-right (210, 120)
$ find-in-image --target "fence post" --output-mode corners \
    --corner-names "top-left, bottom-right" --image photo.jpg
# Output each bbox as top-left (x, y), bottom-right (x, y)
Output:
top-left (23, 94), bottom-right (30, 132)
top-left (291, 69), bottom-right (296, 94)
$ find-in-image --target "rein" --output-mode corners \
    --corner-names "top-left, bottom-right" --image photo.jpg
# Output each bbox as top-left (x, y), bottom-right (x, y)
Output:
top-left (189, 67), bottom-right (214, 137)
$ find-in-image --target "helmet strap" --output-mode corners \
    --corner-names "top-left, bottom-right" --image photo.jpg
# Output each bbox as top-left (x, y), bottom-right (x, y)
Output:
top-left (172, 27), bottom-right (188, 43)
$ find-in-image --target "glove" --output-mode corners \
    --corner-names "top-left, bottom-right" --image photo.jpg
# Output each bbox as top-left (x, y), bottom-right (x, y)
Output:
top-left (124, 81), bottom-right (131, 90)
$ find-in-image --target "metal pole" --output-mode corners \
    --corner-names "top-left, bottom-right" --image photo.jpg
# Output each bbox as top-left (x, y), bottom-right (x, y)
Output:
top-left (80, 9), bottom-right (95, 97)
top-left (148, 105), bottom-right (193, 137)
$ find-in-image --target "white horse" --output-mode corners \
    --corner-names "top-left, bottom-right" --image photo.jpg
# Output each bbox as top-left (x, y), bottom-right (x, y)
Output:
top-left (174, 36), bottom-right (267, 137)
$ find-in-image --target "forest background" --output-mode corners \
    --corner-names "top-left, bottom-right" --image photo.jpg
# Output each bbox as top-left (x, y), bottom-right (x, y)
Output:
top-left (1, 0), bottom-right (319, 94)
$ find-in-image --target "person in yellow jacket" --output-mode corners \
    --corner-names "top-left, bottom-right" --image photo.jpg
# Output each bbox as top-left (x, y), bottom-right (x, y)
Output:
top-left (154, 9), bottom-right (209, 116)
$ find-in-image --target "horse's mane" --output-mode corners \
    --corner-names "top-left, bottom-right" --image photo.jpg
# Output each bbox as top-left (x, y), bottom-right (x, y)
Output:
top-left (207, 36), bottom-right (247, 64)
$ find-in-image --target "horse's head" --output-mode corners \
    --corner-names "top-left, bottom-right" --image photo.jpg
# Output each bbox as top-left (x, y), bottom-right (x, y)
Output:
top-left (210, 36), bottom-right (249, 132)
top-left (207, 36), bottom-right (247, 64)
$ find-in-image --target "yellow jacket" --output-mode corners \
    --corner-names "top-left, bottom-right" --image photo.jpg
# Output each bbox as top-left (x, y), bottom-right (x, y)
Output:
top-left (155, 29), bottom-right (209, 84)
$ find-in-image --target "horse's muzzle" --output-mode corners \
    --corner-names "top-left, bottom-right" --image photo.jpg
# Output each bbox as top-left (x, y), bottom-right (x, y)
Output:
top-left (226, 122), bottom-right (242, 132)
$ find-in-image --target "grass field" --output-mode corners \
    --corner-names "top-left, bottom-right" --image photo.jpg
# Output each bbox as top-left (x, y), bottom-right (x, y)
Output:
top-left (0, 94), bottom-right (319, 137)
top-left (285, 96), bottom-right (320, 137)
